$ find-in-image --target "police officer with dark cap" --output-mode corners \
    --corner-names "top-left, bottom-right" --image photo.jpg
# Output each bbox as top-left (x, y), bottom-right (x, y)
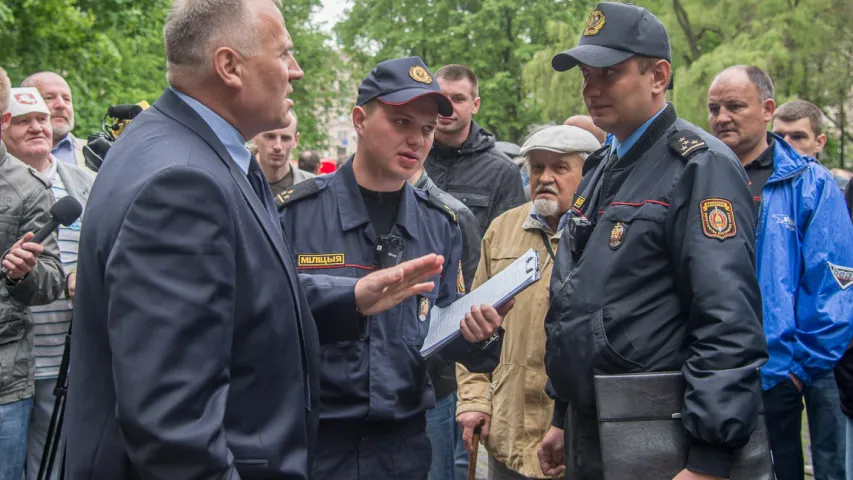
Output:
top-left (537, 3), bottom-right (768, 480)
top-left (277, 56), bottom-right (512, 480)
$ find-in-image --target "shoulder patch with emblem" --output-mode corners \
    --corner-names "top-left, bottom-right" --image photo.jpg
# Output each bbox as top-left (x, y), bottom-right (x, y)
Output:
top-left (275, 178), bottom-right (322, 210)
top-left (700, 198), bottom-right (737, 240)
top-left (668, 130), bottom-right (708, 159)
top-left (416, 189), bottom-right (458, 224)
top-left (828, 262), bottom-right (853, 290)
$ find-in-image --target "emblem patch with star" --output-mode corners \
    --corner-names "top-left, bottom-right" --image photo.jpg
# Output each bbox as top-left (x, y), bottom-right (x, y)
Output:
top-left (700, 198), bottom-right (737, 240)
top-left (828, 262), bottom-right (853, 290)
top-left (583, 10), bottom-right (606, 36)
top-left (409, 66), bottom-right (433, 84)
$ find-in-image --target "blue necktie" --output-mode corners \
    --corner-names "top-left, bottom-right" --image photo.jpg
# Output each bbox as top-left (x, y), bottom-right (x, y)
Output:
top-left (247, 156), bottom-right (281, 235)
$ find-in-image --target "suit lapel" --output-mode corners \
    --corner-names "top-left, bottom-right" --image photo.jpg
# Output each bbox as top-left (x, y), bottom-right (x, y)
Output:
top-left (152, 89), bottom-right (303, 315)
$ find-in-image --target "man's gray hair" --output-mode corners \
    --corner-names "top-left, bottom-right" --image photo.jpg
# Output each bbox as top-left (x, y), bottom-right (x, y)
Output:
top-left (164, 0), bottom-right (279, 84)
top-left (717, 65), bottom-right (775, 102)
top-left (0, 67), bottom-right (10, 114)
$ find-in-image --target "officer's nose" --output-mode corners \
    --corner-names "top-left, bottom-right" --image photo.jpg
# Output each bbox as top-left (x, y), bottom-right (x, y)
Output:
top-left (272, 140), bottom-right (282, 152)
top-left (407, 132), bottom-right (424, 149)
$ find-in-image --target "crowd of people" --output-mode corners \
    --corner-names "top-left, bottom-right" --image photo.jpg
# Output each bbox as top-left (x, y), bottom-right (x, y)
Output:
top-left (0, 1), bottom-right (852, 480)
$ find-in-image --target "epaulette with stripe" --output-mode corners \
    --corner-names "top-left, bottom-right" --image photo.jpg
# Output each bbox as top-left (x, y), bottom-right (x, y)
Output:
top-left (414, 188), bottom-right (458, 224)
top-left (274, 178), bottom-right (322, 210)
top-left (667, 130), bottom-right (708, 160)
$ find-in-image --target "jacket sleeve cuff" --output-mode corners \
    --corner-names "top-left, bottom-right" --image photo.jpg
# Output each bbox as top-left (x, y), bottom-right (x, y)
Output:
top-left (686, 440), bottom-right (735, 478)
top-left (790, 361), bottom-right (812, 386)
top-left (456, 400), bottom-right (491, 417)
top-left (551, 399), bottom-right (569, 429)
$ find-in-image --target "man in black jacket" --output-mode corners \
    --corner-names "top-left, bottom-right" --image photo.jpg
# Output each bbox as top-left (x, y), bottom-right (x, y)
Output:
top-left (409, 165), bottom-right (482, 480)
top-left (424, 64), bottom-right (525, 234)
top-left (537, 3), bottom-right (767, 480)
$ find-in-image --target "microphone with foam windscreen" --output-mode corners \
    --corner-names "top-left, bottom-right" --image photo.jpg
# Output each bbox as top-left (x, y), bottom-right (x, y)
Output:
top-left (1, 196), bottom-right (83, 280)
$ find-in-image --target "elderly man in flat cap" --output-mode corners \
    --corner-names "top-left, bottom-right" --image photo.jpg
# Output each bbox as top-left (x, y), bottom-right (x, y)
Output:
top-left (457, 125), bottom-right (600, 480)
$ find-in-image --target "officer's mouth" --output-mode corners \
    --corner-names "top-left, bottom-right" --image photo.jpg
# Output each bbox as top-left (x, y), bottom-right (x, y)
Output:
top-left (438, 117), bottom-right (455, 125)
top-left (397, 151), bottom-right (420, 166)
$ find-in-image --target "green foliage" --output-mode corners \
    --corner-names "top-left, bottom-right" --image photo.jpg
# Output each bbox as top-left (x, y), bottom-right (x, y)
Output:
top-left (0, 0), bottom-right (342, 152)
top-left (335, 0), bottom-right (585, 143)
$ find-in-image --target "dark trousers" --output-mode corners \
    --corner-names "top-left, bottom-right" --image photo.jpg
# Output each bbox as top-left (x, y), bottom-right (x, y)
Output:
top-left (804, 373), bottom-right (846, 480)
top-left (562, 407), bottom-right (604, 480)
top-left (763, 379), bottom-right (806, 480)
top-left (312, 416), bottom-right (432, 480)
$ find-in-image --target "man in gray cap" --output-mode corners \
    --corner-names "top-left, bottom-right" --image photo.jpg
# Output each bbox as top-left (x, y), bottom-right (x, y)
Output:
top-left (540, 3), bottom-right (767, 480)
top-left (457, 125), bottom-right (599, 480)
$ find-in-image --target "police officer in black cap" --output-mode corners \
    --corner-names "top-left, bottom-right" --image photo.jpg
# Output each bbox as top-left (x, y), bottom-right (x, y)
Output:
top-left (277, 56), bottom-right (511, 480)
top-left (537, 3), bottom-right (768, 480)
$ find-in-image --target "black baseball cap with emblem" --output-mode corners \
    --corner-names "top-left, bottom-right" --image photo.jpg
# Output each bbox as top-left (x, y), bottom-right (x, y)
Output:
top-left (552, 2), bottom-right (671, 72)
top-left (357, 56), bottom-right (453, 117)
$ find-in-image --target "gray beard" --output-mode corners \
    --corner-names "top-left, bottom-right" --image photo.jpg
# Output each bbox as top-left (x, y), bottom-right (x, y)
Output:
top-left (533, 197), bottom-right (559, 218)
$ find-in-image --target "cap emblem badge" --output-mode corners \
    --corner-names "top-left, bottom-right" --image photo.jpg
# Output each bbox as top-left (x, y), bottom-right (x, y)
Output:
top-left (409, 66), bottom-right (433, 84)
top-left (583, 10), bottom-right (606, 36)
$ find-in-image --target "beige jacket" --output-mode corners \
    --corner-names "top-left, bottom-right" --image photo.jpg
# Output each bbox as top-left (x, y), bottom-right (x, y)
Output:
top-left (457, 202), bottom-right (560, 478)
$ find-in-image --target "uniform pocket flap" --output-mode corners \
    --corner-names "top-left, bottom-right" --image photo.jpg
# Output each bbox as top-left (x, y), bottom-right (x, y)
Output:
top-left (600, 201), bottom-right (669, 224)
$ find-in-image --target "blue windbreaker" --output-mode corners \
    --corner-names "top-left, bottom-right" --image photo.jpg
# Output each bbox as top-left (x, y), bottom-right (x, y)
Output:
top-left (757, 134), bottom-right (853, 390)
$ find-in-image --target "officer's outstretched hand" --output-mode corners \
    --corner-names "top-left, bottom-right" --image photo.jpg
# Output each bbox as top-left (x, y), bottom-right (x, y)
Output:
top-left (459, 299), bottom-right (514, 343)
top-left (354, 254), bottom-right (445, 317)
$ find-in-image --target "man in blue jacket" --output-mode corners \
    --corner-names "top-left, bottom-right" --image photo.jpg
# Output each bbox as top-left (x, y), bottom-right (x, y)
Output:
top-left (709, 65), bottom-right (853, 480)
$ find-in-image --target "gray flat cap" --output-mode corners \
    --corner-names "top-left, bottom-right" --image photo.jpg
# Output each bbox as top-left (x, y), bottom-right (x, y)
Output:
top-left (520, 125), bottom-right (602, 157)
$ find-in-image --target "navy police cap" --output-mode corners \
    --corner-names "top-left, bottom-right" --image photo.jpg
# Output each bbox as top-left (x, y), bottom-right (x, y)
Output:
top-left (357, 57), bottom-right (453, 117)
top-left (552, 2), bottom-right (671, 71)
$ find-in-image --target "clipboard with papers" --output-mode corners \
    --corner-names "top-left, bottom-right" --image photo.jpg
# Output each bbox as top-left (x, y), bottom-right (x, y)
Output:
top-left (420, 248), bottom-right (541, 359)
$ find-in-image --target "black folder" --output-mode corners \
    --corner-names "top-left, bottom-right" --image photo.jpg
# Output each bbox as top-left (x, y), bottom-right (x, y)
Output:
top-left (594, 372), bottom-right (774, 480)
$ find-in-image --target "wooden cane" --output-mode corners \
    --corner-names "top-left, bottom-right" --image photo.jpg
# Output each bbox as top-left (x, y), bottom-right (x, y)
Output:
top-left (467, 419), bottom-right (486, 480)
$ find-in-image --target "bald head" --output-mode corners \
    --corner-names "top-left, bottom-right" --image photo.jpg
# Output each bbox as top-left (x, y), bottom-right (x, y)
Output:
top-left (564, 115), bottom-right (606, 145)
top-left (22, 71), bottom-right (75, 143)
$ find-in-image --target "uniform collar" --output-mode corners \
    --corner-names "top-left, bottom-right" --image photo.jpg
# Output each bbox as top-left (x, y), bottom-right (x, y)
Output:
top-left (334, 158), bottom-right (420, 241)
top-left (611, 104), bottom-right (667, 158)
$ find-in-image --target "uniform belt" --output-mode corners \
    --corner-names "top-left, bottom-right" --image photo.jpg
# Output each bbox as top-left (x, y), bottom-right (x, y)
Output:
top-left (318, 415), bottom-right (426, 442)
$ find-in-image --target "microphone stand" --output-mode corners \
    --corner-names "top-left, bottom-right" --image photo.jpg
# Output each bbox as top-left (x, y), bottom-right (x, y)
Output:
top-left (37, 318), bottom-right (71, 480)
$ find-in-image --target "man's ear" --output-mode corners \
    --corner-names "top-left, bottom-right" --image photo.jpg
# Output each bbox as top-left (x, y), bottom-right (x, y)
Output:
top-left (650, 60), bottom-right (671, 96)
top-left (294, 131), bottom-right (300, 148)
top-left (352, 106), bottom-right (369, 136)
top-left (472, 97), bottom-right (481, 115)
top-left (213, 47), bottom-right (244, 89)
top-left (816, 133), bottom-right (827, 153)
top-left (762, 98), bottom-right (776, 124)
top-left (0, 112), bottom-right (11, 136)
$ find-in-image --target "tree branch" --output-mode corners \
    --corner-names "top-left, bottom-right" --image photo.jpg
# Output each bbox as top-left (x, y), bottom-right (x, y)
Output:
top-left (672, 0), bottom-right (700, 63)
top-left (821, 107), bottom-right (853, 144)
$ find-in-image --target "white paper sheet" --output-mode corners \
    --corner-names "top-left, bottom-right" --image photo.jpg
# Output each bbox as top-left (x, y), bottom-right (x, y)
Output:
top-left (420, 249), bottom-right (541, 358)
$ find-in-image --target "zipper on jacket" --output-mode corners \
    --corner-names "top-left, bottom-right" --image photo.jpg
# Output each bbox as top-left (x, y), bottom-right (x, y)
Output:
top-left (755, 166), bottom-right (807, 258)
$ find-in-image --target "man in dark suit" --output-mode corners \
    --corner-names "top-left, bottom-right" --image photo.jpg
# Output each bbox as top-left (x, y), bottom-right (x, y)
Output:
top-left (64, 1), bottom-right (445, 479)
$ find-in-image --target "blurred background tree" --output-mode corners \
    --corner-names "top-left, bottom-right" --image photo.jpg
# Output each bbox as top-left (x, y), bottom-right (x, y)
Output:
top-left (1, 0), bottom-right (850, 166)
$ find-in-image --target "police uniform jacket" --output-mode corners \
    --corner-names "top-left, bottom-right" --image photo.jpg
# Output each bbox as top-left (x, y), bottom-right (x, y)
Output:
top-left (279, 159), bottom-right (501, 422)
top-left (545, 104), bottom-right (768, 477)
